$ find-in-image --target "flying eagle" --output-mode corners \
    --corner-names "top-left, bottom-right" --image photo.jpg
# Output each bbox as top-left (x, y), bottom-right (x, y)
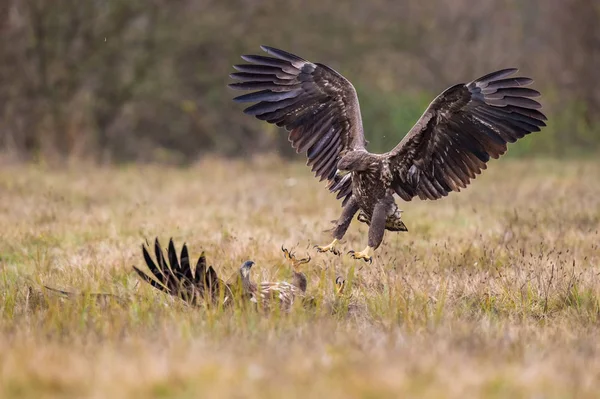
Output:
top-left (229, 46), bottom-right (546, 262)
top-left (133, 238), bottom-right (310, 311)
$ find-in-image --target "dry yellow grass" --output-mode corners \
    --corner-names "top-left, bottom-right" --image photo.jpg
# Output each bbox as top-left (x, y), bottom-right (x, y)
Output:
top-left (0, 157), bottom-right (599, 398)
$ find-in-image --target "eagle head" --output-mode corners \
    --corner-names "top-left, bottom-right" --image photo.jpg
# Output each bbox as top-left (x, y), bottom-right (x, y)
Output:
top-left (337, 151), bottom-right (372, 172)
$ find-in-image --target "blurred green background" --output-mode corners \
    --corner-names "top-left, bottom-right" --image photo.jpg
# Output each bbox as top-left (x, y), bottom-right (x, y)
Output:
top-left (1, 0), bottom-right (598, 163)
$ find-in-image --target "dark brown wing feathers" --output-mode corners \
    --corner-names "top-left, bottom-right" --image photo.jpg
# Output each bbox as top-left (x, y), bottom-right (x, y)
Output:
top-left (388, 68), bottom-right (546, 201)
top-left (230, 46), bottom-right (367, 205)
top-left (133, 238), bottom-right (230, 305)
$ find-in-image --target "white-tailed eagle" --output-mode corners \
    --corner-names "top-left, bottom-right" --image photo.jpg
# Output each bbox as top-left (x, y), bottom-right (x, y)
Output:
top-left (230, 47), bottom-right (546, 262)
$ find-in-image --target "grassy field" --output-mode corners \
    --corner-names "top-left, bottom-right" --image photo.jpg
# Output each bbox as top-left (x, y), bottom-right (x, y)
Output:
top-left (0, 157), bottom-right (599, 398)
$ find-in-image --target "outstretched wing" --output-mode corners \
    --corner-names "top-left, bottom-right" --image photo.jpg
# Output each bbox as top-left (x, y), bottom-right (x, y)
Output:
top-left (385, 69), bottom-right (546, 201)
top-left (229, 46), bottom-right (366, 205)
top-left (133, 238), bottom-right (230, 306)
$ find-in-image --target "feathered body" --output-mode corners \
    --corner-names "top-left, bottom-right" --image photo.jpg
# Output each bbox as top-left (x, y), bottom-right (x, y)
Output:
top-left (238, 256), bottom-right (307, 312)
top-left (230, 47), bottom-right (546, 261)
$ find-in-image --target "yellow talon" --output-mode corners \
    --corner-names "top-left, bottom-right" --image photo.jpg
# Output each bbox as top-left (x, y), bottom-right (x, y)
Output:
top-left (314, 239), bottom-right (340, 256)
top-left (348, 246), bottom-right (373, 264)
top-left (282, 246), bottom-right (294, 261)
top-left (281, 246), bottom-right (311, 269)
top-left (335, 276), bottom-right (346, 296)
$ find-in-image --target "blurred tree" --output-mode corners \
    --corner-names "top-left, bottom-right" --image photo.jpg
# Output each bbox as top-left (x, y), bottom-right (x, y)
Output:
top-left (0, 0), bottom-right (598, 163)
top-left (548, 0), bottom-right (600, 147)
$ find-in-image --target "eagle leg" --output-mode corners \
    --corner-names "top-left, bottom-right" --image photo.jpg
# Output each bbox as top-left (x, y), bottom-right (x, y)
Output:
top-left (348, 194), bottom-right (394, 264)
top-left (315, 196), bottom-right (359, 256)
top-left (333, 196), bottom-right (359, 239)
top-left (348, 246), bottom-right (373, 264)
top-left (370, 194), bottom-right (394, 249)
top-left (314, 238), bottom-right (340, 256)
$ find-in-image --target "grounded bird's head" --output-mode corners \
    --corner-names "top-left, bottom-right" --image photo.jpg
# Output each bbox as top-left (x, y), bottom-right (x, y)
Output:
top-left (239, 260), bottom-right (255, 279)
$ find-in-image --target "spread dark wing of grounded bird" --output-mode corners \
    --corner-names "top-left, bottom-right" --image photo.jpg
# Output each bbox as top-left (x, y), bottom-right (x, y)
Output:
top-left (229, 46), bottom-right (367, 206)
top-left (385, 68), bottom-right (546, 201)
top-left (133, 238), bottom-right (232, 306)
